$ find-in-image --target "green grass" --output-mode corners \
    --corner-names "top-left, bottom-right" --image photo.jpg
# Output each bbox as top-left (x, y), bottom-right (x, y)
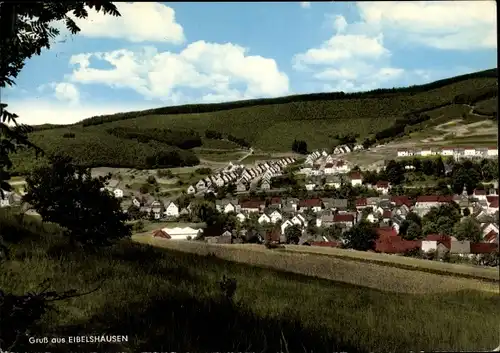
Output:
top-left (200, 138), bottom-right (242, 150)
top-left (443, 134), bottom-right (498, 146)
top-left (1, 210), bottom-right (500, 352)
top-left (196, 150), bottom-right (246, 162)
top-left (241, 154), bottom-right (284, 164)
top-left (474, 97), bottom-right (497, 116)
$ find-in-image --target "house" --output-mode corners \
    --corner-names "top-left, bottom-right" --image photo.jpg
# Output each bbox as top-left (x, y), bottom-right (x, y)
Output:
top-left (240, 200), bottom-right (263, 213)
top-left (305, 180), bottom-right (317, 191)
top-left (355, 198), bottom-right (368, 210)
top-left (236, 182), bottom-right (247, 193)
top-left (487, 147), bottom-right (498, 157)
top-left (482, 222), bottom-right (499, 239)
top-left (375, 181), bottom-right (390, 194)
top-left (261, 181), bottom-right (271, 190)
top-left (281, 219), bottom-right (294, 234)
top-left (218, 231), bottom-right (233, 244)
top-left (421, 234), bottom-right (453, 256)
top-left (397, 149), bottom-right (412, 157)
top-left (317, 212), bottom-right (334, 228)
top-left (187, 185), bottom-right (196, 194)
top-left (353, 144), bottom-right (363, 151)
top-left (150, 200), bottom-right (163, 219)
top-left (450, 240), bottom-right (471, 256)
top-left (161, 227), bottom-right (201, 240)
top-left (324, 163), bottom-right (335, 174)
top-left (382, 209), bottom-right (392, 223)
top-left (325, 175), bottom-right (342, 189)
top-left (132, 197), bottom-right (142, 208)
top-left (463, 147), bottom-right (476, 157)
top-left (113, 188), bottom-right (124, 198)
top-left (269, 197), bottom-right (282, 209)
top-left (414, 195), bottom-right (454, 209)
top-left (153, 230), bottom-right (171, 239)
top-left (233, 212), bottom-right (245, 223)
top-left (374, 227), bottom-right (421, 254)
top-left (179, 208), bottom-right (189, 216)
top-left (0, 191), bottom-right (14, 207)
top-left (440, 147), bottom-right (454, 156)
top-left (350, 172), bottom-right (363, 187)
top-left (473, 189), bottom-right (487, 201)
top-left (269, 210), bottom-right (283, 223)
top-left (333, 214), bottom-right (355, 228)
top-left (258, 213), bottom-right (271, 224)
top-left (390, 196), bottom-right (412, 208)
top-left (266, 228), bottom-right (282, 244)
top-left (196, 180), bottom-right (206, 191)
top-left (299, 198), bottom-right (323, 213)
top-left (487, 196), bottom-right (499, 214)
top-left (365, 212), bottom-right (378, 223)
top-left (164, 201), bottom-right (179, 218)
top-left (282, 198), bottom-right (299, 212)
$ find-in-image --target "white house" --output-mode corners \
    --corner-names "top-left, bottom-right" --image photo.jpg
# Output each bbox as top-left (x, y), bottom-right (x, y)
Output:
top-left (258, 213), bottom-right (271, 224)
top-left (236, 212), bottom-right (246, 223)
top-left (463, 147), bottom-right (476, 157)
top-left (397, 149), bottom-right (412, 157)
top-left (419, 148), bottom-right (432, 157)
top-left (281, 219), bottom-right (293, 234)
top-left (421, 240), bottom-right (438, 253)
top-left (350, 172), bottom-right (363, 187)
top-left (305, 182), bottom-right (316, 191)
top-left (224, 202), bottom-right (237, 214)
top-left (113, 188), bottom-right (124, 198)
top-left (196, 180), bottom-right (206, 191)
top-left (291, 215), bottom-right (307, 227)
top-left (440, 148), bottom-right (454, 156)
top-left (324, 163), bottom-right (335, 175)
top-left (164, 201), bottom-right (179, 217)
top-left (132, 197), bottom-right (141, 208)
top-left (187, 185), bottom-right (196, 194)
top-left (269, 210), bottom-right (283, 223)
top-left (487, 147), bottom-right (498, 157)
top-left (161, 227), bottom-right (201, 240)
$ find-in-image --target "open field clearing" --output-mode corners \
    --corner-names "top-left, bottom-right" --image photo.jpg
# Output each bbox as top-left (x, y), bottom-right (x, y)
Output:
top-left (240, 153), bottom-right (285, 165)
top-left (195, 150), bottom-right (248, 162)
top-left (133, 236), bottom-right (498, 294)
top-left (2, 210), bottom-right (500, 353)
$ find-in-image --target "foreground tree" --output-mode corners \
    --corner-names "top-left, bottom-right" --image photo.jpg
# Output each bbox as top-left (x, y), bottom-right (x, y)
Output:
top-left (453, 217), bottom-right (482, 243)
top-left (343, 221), bottom-right (378, 251)
top-left (23, 155), bottom-right (131, 247)
top-left (285, 225), bottom-right (301, 244)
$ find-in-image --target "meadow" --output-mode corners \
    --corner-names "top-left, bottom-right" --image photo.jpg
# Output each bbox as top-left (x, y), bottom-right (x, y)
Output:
top-left (2, 210), bottom-right (500, 353)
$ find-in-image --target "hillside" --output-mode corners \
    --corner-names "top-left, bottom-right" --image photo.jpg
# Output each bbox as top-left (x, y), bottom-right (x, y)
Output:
top-left (10, 68), bottom-right (497, 174)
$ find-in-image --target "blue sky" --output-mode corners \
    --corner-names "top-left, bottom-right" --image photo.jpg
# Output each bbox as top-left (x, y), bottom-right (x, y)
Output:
top-left (3, 1), bottom-right (497, 125)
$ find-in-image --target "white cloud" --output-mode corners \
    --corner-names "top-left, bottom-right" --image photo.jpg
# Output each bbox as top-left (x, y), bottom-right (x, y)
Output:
top-left (300, 2), bottom-right (311, 9)
top-left (61, 2), bottom-right (185, 44)
top-left (356, 2), bottom-right (496, 50)
top-left (333, 15), bottom-right (348, 34)
top-left (37, 82), bottom-right (80, 104)
top-left (68, 40), bottom-right (290, 102)
top-left (6, 98), bottom-right (157, 126)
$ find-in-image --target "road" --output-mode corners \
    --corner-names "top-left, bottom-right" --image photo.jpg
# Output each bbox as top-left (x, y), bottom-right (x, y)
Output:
top-left (237, 147), bottom-right (254, 163)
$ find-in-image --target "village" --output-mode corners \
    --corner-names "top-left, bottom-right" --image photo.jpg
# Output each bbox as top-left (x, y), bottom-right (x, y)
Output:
top-left (2, 143), bottom-right (498, 265)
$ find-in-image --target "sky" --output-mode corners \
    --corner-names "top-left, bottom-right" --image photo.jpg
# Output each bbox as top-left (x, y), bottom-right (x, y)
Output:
top-left (2, 1), bottom-right (497, 125)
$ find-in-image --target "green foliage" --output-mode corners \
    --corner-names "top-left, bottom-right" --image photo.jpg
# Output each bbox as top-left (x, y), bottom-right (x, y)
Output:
top-left (291, 139), bottom-right (308, 154)
top-left (343, 221), bottom-right (378, 251)
top-left (105, 126), bottom-right (202, 149)
top-left (473, 97), bottom-right (497, 118)
top-left (285, 225), bottom-right (301, 244)
top-left (405, 222), bottom-right (423, 240)
top-left (195, 167), bottom-right (212, 175)
top-left (453, 217), bottom-right (482, 242)
top-left (23, 155), bottom-right (131, 247)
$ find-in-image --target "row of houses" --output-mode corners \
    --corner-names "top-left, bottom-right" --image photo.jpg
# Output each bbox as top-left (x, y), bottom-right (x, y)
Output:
top-left (190, 158), bottom-right (296, 194)
top-left (397, 146), bottom-right (498, 158)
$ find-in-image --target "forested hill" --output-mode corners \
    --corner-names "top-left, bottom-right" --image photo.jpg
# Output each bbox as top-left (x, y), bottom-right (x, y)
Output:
top-left (10, 68), bottom-right (497, 173)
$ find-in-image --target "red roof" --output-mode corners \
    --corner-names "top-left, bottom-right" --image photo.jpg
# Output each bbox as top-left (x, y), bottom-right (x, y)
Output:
top-left (153, 230), bottom-right (171, 239)
top-left (390, 196), bottom-right (412, 207)
top-left (416, 195), bottom-right (453, 203)
top-left (424, 234), bottom-right (452, 248)
top-left (382, 210), bottom-right (392, 218)
top-left (474, 189), bottom-right (486, 195)
top-left (376, 181), bottom-right (389, 188)
top-left (484, 230), bottom-right (499, 243)
top-left (486, 195), bottom-right (498, 203)
top-left (241, 200), bottom-right (263, 209)
top-left (270, 197), bottom-right (281, 205)
top-left (309, 241), bottom-right (341, 247)
top-left (356, 198), bottom-right (367, 207)
top-left (299, 198), bottom-right (322, 207)
top-left (489, 199), bottom-right (499, 208)
top-left (350, 172), bottom-right (362, 180)
top-left (375, 238), bottom-right (422, 254)
top-left (470, 243), bottom-right (497, 254)
top-left (376, 227), bottom-right (398, 239)
top-left (333, 214), bottom-right (355, 222)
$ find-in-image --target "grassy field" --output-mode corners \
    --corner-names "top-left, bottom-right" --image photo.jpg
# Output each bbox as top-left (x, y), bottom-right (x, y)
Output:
top-left (442, 134), bottom-right (498, 146)
top-left (241, 153), bottom-right (285, 164)
top-left (8, 69), bottom-right (497, 175)
top-left (2, 210), bottom-right (500, 353)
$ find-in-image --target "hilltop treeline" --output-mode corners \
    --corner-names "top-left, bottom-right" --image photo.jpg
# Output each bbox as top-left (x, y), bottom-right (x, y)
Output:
top-left (78, 69), bottom-right (497, 127)
top-left (453, 86), bottom-right (498, 105)
top-left (105, 127), bottom-right (202, 149)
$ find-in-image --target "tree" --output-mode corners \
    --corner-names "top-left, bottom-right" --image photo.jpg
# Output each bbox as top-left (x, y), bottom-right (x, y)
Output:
top-left (453, 217), bottom-right (482, 242)
top-left (0, 2), bottom-right (121, 198)
top-left (23, 155), bottom-right (131, 247)
top-left (343, 221), bottom-right (378, 251)
top-left (421, 159), bottom-right (435, 175)
top-left (322, 225), bottom-right (342, 240)
top-left (385, 160), bottom-right (404, 185)
top-left (285, 225), bottom-right (301, 244)
top-left (436, 216), bottom-right (455, 236)
top-left (406, 212), bottom-right (422, 227)
top-left (404, 222), bottom-right (422, 240)
top-left (433, 157), bottom-right (445, 177)
top-left (147, 175), bottom-right (157, 184)
top-left (462, 207), bottom-right (470, 217)
top-left (191, 200), bottom-right (218, 225)
top-left (421, 222), bottom-right (437, 236)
